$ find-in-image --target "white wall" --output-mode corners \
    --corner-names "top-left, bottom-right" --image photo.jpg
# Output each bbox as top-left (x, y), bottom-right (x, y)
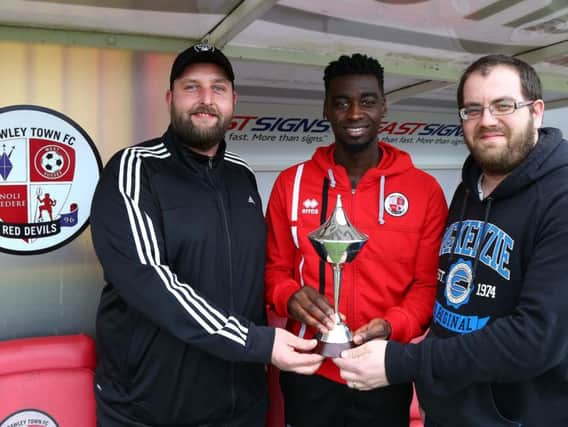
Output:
top-left (543, 107), bottom-right (568, 136)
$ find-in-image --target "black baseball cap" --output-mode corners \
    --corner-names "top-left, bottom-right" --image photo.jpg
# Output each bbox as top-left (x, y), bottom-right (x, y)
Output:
top-left (169, 43), bottom-right (235, 88)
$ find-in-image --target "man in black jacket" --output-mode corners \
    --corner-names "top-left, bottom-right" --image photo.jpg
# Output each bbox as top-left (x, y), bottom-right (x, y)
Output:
top-left (91, 43), bottom-right (323, 427)
top-left (334, 55), bottom-right (568, 427)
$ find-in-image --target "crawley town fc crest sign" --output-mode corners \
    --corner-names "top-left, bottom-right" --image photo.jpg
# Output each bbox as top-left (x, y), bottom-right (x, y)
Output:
top-left (0, 409), bottom-right (59, 427)
top-left (0, 105), bottom-right (101, 255)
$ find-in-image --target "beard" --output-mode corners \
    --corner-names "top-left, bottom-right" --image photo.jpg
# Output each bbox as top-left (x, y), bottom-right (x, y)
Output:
top-left (170, 104), bottom-right (231, 152)
top-left (465, 118), bottom-right (537, 175)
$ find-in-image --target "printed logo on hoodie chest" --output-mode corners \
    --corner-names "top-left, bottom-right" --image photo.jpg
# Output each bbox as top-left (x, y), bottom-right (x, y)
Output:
top-left (384, 192), bottom-right (409, 217)
top-left (432, 260), bottom-right (492, 334)
top-left (439, 220), bottom-right (513, 280)
top-left (301, 198), bottom-right (319, 215)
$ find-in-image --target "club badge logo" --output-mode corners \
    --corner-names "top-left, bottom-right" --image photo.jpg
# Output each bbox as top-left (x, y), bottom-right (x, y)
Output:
top-left (0, 409), bottom-right (59, 427)
top-left (445, 259), bottom-right (474, 309)
top-left (384, 192), bottom-right (409, 217)
top-left (0, 105), bottom-right (102, 255)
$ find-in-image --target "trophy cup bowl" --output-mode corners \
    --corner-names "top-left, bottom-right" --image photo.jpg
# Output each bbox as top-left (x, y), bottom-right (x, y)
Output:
top-left (308, 194), bottom-right (368, 357)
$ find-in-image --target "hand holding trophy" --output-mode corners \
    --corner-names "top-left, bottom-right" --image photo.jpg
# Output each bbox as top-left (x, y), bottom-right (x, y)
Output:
top-left (308, 194), bottom-right (368, 357)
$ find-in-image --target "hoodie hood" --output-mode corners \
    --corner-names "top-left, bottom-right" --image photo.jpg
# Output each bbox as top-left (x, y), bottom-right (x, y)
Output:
top-left (462, 127), bottom-right (566, 200)
top-left (307, 140), bottom-right (416, 225)
top-left (310, 141), bottom-right (415, 191)
top-left (449, 127), bottom-right (566, 283)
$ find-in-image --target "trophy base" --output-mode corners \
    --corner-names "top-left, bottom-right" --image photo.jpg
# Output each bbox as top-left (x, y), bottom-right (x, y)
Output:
top-left (315, 340), bottom-right (353, 358)
top-left (315, 322), bottom-right (354, 357)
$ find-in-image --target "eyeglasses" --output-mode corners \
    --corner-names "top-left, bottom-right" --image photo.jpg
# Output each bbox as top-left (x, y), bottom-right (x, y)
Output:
top-left (459, 100), bottom-right (535, 120)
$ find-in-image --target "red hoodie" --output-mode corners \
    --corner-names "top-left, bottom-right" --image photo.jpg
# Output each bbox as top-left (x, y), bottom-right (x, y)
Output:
top-left (265, 141), bottom-right (448, 382)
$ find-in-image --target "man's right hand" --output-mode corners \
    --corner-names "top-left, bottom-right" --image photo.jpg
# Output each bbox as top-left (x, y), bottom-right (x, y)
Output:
top-left (271, 328), bottom-right (324, 375)
top-left (287, 287), bottom-right (335, 333)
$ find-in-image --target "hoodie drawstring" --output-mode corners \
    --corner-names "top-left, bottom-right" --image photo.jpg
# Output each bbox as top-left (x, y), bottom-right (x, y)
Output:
top-left (327, 168), bottom-right (336, 188)
top-left (449, 188), bottom-right (494, 284)
top-left (378, 175), bottom-right (385, 224)
top-left (448, 188), bottom-right (470, 265)
top-left (318, 176), bottom-right (331, 296)
top-left (471, 197), bottom-right (493, 283)
top-left (326, 169), bottom-right (386, 225)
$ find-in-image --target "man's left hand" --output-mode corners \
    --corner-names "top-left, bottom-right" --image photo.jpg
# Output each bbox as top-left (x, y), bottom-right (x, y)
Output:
top-left (352, 318), bottom-right (391, 345)
top-left (271, 328), bottom-right (324, 375)
top-left (332, 339), bottom-right (390, 391)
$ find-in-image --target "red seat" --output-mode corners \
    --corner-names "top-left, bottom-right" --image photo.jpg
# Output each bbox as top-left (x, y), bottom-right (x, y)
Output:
top-left (266, 309), bottom-right (286, 427)
top-left (410, 385), bottom-right (424, 427)
top-left (0, 334), bottom-right (96, 426)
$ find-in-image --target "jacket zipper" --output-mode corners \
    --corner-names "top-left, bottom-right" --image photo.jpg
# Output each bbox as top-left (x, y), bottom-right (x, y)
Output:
top-left (206, 159), bottom-right (236, 415)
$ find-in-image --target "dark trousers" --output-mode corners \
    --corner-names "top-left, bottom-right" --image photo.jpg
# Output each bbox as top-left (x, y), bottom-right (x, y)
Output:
top-left (280, 371), bottom-right (412, 427)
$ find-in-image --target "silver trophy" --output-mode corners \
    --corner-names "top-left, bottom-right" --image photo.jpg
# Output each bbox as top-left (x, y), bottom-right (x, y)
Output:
top-left (308, 194), bottom-right (368, 357)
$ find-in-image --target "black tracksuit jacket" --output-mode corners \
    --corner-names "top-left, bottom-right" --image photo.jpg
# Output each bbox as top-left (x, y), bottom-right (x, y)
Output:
top-left (90, 127), bottom-right (274, 426)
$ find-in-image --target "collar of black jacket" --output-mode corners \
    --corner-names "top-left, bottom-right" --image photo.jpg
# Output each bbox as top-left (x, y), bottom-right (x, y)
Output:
top-left (167, 125), bottom-right (226, 169)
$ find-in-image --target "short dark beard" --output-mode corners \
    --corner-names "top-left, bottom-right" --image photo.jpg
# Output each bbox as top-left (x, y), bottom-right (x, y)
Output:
top-left (170, 106), bottom-right (229, 152)
top-left (468, 119), bottom-right (536, 175)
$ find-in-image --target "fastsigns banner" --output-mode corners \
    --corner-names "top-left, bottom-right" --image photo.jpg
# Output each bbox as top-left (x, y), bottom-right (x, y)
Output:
top-left (0, 105), bottom-right (102, 255)
top-left (227, 101), bottom-right (469, 170)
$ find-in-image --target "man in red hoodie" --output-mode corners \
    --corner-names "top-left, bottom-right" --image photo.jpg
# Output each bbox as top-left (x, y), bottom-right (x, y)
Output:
top-left (265, 53), bottom-right (448, 427)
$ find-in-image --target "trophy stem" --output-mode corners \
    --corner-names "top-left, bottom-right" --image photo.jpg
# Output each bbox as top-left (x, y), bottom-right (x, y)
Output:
top-left (332, 264), bottom-right (343, 322)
